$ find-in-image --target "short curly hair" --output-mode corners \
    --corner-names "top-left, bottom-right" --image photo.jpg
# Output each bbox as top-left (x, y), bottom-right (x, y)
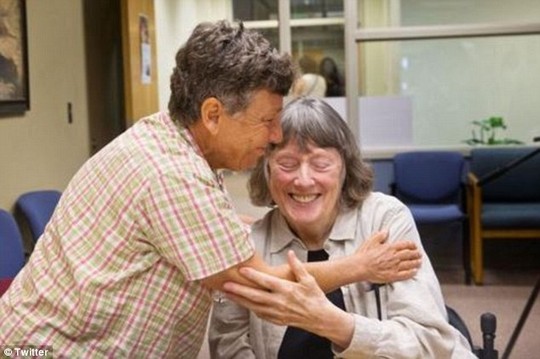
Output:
top-left (168, 20), bottom-right (296, 126)
top-left (248, 96), bottom-right (373, 209)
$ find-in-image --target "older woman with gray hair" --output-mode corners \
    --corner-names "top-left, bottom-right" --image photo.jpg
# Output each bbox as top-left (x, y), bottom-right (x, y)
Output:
top-left (209, 96), bottom-right (475, 358)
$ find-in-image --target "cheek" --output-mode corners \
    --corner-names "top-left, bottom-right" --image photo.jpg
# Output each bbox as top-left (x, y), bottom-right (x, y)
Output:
top-left (268, 172), bottom-right (293, 194)
top-left (250, 124), bottom-right (271, 140)
top-left (270, 170), bottom-right (297, 187)
top-left (321, 177), bottom-right (343, 196)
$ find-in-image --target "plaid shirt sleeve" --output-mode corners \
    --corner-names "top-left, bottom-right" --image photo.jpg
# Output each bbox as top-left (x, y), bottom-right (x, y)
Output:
top-left (140, 170), bottom-right (254, 281)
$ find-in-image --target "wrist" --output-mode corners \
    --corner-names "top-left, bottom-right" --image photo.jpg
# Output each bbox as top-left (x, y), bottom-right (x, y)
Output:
top-left (317, 305), bottom-right (355, 349)
top-left (350, 252), bottom-right (368, 282)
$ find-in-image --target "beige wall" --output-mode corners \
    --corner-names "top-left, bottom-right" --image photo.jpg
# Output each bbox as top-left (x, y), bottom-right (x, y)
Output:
top-left (0, 0), bottom-right (234, 211)
top-left (0, 0), bottom-right (90, 210)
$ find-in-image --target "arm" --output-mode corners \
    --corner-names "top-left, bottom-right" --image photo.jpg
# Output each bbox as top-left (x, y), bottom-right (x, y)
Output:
top-left (150, 169), bottom-right (419, 293)
top-left (336, 203), bottom-right (475, 358)
top-left (201, 230), bottom-right (420, 293)
top-left (339, 279), bottom-right (474, 358)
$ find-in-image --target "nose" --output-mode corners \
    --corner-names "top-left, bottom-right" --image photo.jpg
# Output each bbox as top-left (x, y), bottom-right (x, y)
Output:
top-left (268, 119), bottom-right (283, 144)
top-left (293, 163), bottom-right (315, 186)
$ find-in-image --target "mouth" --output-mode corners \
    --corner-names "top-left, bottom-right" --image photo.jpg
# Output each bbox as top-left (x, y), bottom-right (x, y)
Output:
top-left (290, 194), bottom-right (320, 203)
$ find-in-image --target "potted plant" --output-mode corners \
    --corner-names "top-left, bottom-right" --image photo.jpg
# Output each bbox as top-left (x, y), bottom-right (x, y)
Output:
top-left (463, 116), bottom-right (523, 145)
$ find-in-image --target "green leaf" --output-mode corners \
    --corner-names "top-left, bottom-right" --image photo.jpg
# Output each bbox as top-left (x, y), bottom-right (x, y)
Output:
top-left (488, 116), bottom-right (506, 129)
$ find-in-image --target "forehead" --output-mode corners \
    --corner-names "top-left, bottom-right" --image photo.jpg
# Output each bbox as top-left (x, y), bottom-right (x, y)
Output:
top-left (272, 139), bottom-right (340, 158)
top-left (244, 89), bottom-right (283, 117)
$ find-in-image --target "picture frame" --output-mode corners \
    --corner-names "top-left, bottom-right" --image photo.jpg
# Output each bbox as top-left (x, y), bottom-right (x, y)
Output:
top-left (0, 0), bottom-right (29, 114)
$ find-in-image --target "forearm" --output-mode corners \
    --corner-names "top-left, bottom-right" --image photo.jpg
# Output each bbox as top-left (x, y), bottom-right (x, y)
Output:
top-left (203, 251), bottom-right (363, 293)
top-left (205, 235), bottom-right (419, 293)
top-left (262, 230), bottom-right (420, 292)
top-left (201, 252), bottom-right (270, 291)
top-left (267, 255), bottom-right (365, 293)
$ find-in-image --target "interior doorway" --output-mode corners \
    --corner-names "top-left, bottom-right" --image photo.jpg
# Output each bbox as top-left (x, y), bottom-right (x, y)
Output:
top-left (83, 0), bottom-right (125, 154)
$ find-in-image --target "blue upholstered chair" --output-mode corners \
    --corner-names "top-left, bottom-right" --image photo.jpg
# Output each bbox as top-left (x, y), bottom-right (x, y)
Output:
top-left (468, 147), bottom-right (540, 284)
top-left (0, 209), bottom-right (25, 280)
top-left (15, 190), bottom-right (62, 243)
top-left (391, 151), bottom-right (470, 283)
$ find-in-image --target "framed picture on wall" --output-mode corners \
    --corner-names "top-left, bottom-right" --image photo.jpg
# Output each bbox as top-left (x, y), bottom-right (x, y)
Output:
top-left (0, 0), bottom-right (29, 114)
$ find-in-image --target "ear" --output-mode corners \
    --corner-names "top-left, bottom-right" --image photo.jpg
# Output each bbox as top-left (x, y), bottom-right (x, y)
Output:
top-left (200, 97), bottom-right (224, 135)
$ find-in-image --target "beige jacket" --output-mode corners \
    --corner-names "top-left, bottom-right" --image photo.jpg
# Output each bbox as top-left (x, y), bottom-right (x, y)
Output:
top-left (209, 192), bottom-right (475, 358)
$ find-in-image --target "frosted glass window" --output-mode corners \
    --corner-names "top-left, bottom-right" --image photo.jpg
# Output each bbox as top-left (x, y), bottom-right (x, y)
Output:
top-left (359, 35), bottom-right (540, 146)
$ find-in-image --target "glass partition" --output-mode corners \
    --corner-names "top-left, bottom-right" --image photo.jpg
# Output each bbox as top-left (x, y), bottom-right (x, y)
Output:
top-left (360, 35), bottom-right (540, 147)
top-left (291, 24), bottom-right (345, 97)
top-left (290, 0), bottom-right (343, 19)
top-left (231, 0), bottom-right (540, 150)
top-left (233, 0), bottom-right (278, 21)
top-left (359, 0), bottom-right (540, 28)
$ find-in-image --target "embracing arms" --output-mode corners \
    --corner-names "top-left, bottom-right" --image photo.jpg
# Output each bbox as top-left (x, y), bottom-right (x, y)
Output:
top-left (201, 230), bottom-right (421, 293)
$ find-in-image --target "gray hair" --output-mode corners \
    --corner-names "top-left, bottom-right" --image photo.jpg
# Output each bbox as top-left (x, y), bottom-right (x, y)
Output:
top-left (168, 20), bottom-right (296, 126)
top-left (248, 96), bottom-right (373, 208)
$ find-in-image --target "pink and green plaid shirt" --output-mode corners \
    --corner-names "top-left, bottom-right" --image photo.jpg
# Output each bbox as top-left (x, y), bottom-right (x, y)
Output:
top-left (0, 112), bottom-right (254, 358)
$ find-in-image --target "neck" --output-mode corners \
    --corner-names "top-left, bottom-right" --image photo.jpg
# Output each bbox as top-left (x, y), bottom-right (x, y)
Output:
top-left (293, 206), bottom-right (340, 250)
top-left (188, 122), bottom-right (219, 169)
top-left (289, 221), bottom-right (334, 250)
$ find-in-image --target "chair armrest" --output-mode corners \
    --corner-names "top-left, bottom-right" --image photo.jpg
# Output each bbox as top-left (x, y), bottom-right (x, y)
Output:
top-left (467, 172), bottom-right (479, 187)
top-left (467, 172), bottom-right (481, 201)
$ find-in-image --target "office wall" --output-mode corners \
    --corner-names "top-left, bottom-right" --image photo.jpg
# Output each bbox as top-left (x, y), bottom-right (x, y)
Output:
top-left (0, 0), bottom-right (233, 210)
top-left (0, 0), bottom-right (90, 210)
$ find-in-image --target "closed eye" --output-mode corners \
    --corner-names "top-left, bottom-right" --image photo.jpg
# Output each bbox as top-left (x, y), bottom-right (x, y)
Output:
top-left (311, 160), bottom-right (333, 171)
top-left (277, 160), bottom-right (298, 171)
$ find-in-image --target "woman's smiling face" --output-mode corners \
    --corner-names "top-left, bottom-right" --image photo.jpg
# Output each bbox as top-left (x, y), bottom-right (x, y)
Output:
top-left (267, 139), bottom-right (344, 236)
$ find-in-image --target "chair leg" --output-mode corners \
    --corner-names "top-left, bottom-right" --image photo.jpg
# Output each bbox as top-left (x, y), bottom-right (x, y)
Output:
top-left (462, 219), bottom-right (472, 285)
top-left (471, 228), bottom-right (484, 285)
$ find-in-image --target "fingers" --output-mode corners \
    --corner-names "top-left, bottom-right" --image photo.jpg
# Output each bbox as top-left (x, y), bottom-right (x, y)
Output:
top-left (223, 289), bottom-right (288, 325)
top-left (222, 252), bottom-right (310, 300)
top-left (222, 282), bottom-right (270, 304)
top-left (230, 266), bottom-right (284, 293)
top-left (372, 229), bottom-right (389, 244)
top-left (287, 250), bottom-right (309, 282)
top-left (391, 239), bottom-right (418, 251)
top-left (391, 240), bottom-right (422, 263)
top-left (398, 258), bottom-right (422, 271)
top-left (397, 248), bottom-right (422, 261)
top-left (393, 268), bottom-right (419, 281)
top-left (395, 242), bottom-right (422, 272)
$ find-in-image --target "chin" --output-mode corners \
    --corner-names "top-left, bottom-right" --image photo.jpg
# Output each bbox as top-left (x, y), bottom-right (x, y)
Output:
top-left (288, 210), bottom-right (320, 224)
